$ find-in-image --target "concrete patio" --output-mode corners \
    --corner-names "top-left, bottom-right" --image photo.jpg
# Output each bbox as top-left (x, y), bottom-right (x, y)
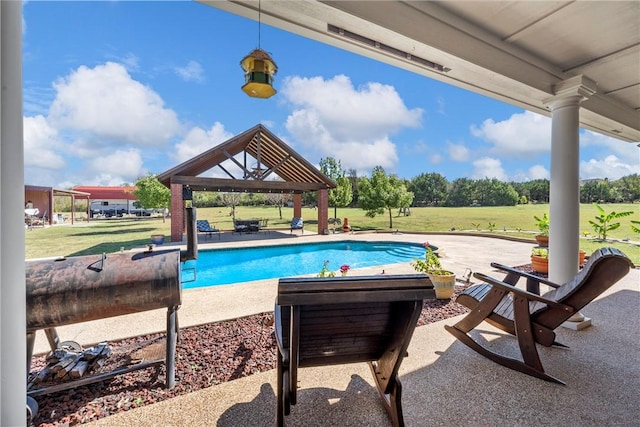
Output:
top-left (31, 233), bottom-right (639, 426)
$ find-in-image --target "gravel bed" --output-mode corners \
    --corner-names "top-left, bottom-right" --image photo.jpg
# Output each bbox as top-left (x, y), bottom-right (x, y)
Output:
top-left (30, 285), bottom-right (470, 426)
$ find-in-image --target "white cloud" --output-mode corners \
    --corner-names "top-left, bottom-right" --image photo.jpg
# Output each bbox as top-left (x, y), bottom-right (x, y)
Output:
top-left (23, 115), bottom-right (66, 170)
top-left (470, 157), bottom-right (508, 181)
top-left (528, 164), bottom-right (549, 180)
top-left (48, 62), bottom-right (180, 146)
top-left (175, 60), bottom-right (205, 83)
top-left (447, 142), bottom-right (469, 162)
top-left (281, 75), bottom-right (420, 172)
top-left (471, 110), bottom-right (551, 156)
top-left (120, 53), bottom-right (140, 72)
top-left (580, 155), bottom-right (638, 180)
top-left (577, 131), bottom-right (639, 179)
top-left (412, 141), bottom-right (428, 154)
top-left (88, 149), bottom-right (144, 183)
top-left (430, 153), bottom-right (443, 164)
top-left (173, 122), bottom-right (234, 163)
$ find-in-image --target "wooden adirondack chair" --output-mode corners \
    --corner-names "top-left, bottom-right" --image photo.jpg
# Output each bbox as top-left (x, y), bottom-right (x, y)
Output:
top-left (275, 274), bottom-right (434, 426)
top-left (445, 247), bottom-right (634, 384)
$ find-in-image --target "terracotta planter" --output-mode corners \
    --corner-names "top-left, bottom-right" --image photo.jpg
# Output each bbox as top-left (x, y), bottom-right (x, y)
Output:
top-left (531, 255), bottom-right (548, 273)
top-left (535, 235), bottom-right (549, 247)
top-left (579, 250), bottom-right (586, 266)
top-left (428, 272), bottom-right (456, 299)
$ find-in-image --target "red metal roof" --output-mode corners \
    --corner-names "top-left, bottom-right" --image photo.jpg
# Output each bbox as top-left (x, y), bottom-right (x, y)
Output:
top-left (72, 186), bottom-right (138, 201)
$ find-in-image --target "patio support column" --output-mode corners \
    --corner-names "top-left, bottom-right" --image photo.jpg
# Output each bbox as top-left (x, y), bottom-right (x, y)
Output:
top-left (544, 75), bottom-right (596, 328)
top-left (293, 193), bottom-right (302, 219)
top-left (170, 183), bottom-right (184, 242)
top-left (317, 189), bottom-right (329, 235)
top-left (1, 1), bottom-right (27, 423)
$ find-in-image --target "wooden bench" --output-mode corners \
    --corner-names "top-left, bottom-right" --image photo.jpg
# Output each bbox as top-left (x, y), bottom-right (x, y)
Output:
top-left (275, 274), bottom-right (434, 426)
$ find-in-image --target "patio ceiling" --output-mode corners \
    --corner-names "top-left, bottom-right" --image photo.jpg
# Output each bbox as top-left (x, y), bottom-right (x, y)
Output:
top-left (200, 0), bottom-right (640, 143)
top-left (157, 124), bottom-right (336, 194)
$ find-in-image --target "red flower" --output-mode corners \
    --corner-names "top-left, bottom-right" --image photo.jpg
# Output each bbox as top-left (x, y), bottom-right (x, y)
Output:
top-left (340, 264), bottom-right (350, 273)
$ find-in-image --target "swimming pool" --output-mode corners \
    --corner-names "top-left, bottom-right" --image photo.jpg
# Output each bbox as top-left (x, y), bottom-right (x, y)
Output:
top-left (181, 240), bottom-right (425, 289)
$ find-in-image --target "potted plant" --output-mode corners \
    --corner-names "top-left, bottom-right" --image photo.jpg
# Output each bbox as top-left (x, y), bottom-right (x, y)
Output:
top-left (412, 242), bottom-right (456, 299)
top-left (531, 247), bottom-right (587, 273)
top-left (530, 246), bottom-right (548, 273)
top-left (339, 264), bottom-right (350, 276)
top-left (533, 213), bottom-right (549, 247)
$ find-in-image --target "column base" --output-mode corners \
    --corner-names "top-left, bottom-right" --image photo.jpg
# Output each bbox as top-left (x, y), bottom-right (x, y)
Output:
top-left (561, 317), bottom-right (592, 331)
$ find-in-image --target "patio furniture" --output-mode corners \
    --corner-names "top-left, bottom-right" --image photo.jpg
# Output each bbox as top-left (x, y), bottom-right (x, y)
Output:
top-left (233, 219), bottom-right (260, 233)
top-left (275, 274), bottom-right (435, 426)
top-left (233, 219), bottom-right (248, 234)
top-left (290, 217), bottom-right (303, 234)
top-left (258, 218), bottom-right (269, 233)
top-left (248, 219), bottom-right (260, 233)
top-left (196, 220), bottom-right (220, 240)
top-left (445, 247), bottom-right (634, 384)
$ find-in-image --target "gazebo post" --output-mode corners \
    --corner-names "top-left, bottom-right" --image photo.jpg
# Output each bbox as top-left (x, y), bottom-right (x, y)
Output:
top-left (170, 183), bottom-right (184, 242)
top-left (293, 193), bottom-right (302, 219)
top-left (317, 188), bottom-right (329, 235)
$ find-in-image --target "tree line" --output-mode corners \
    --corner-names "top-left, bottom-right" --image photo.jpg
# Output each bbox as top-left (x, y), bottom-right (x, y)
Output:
top-left (315, 160), bottom-right (638, 210)
top-left (120, 163), bottom-right (639, 230)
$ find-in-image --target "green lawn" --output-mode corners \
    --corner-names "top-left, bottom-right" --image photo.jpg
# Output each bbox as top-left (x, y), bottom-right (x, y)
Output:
top-left (26, 204), bottom-right (639, 264)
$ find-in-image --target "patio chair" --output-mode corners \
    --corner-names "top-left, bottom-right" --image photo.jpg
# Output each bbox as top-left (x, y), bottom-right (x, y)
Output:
top-left (275, 274), bottom-right (435, 426)
top-left (445, 247), bottom-right (634, 384)
top-left (196, 219), bottom-right (220, 240)
top-left (290, 217), bottom-right (303, 234)
top-left (234, 219), bottom-right (249, 234)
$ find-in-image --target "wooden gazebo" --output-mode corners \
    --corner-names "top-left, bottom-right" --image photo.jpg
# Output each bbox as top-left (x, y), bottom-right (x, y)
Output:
top-left (157, 124), bottom-right (336, 242)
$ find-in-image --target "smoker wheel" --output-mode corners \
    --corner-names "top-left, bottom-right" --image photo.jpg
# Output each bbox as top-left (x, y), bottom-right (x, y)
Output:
top-left (27, 395), bottom-right (39, 426)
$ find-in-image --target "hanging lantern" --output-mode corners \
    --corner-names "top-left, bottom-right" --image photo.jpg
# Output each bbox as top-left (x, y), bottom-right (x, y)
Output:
top-left (240, 48), bottom-right (278, 99)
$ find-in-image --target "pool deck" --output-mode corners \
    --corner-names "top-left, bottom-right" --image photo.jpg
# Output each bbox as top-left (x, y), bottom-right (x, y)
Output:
top-left (32, 231), bottom-right (535, 354)
top-left (31, 231), bottom-right (640, 426)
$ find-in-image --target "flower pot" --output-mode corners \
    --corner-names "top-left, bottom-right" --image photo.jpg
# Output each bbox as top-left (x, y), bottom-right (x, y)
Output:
top-left (579, 250), bottom-right (586, 267)
top-left (535, 235), bottom-right (548, 247)
top-left (531, 254), bottom-right (548, 273)
top-left (150, 234), bottom-right (165, 245)
top-left (428, 272), bottom-right (456, 300)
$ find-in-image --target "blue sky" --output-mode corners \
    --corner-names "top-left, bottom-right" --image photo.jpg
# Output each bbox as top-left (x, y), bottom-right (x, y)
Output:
top-left (22, 1), bottom-right (639, 189)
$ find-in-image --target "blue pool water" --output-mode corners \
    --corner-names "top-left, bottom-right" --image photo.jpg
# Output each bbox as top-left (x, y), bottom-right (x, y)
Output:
top-left (181, 240), bottom-right (425, 289)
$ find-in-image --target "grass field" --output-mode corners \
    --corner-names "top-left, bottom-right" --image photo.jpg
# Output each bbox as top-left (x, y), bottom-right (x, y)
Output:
top-left (25, 203), bottom-right (639, 264)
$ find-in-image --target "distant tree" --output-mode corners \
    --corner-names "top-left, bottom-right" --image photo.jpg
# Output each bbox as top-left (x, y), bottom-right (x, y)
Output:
top-left (526, 179), bottom-right (550, 203)
top-left (193, 191), bottom-right (221, 208)
top-left (320, 157), bottom-right (353, 218)
top-left (358, 166), bottom-right (414, 229)
top-left (408, 172), bottom-right (448, 206)
top-left (133, 174), bottom-right (171, 222)
top-left (346, 168), bottom-right (359, 206)
top-left (445, 178), bottom-right (474, 207)
top-left (221, 192), bottom-right (242, 221)
top-left (475, 178), bottom-right (519, 206)
top-left (581, 179), bottom-right (614, 203)
top-left (264, 192), bottom-right (291, 219)
top-left (301, 191), bottom-right (317, 207)
top-left (611, 174), bottom-right (640, 203)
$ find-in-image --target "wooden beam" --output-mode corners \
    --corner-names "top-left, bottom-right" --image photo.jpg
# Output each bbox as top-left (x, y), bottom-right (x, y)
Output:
top-left (171, 175), bottom-right (329, 193)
